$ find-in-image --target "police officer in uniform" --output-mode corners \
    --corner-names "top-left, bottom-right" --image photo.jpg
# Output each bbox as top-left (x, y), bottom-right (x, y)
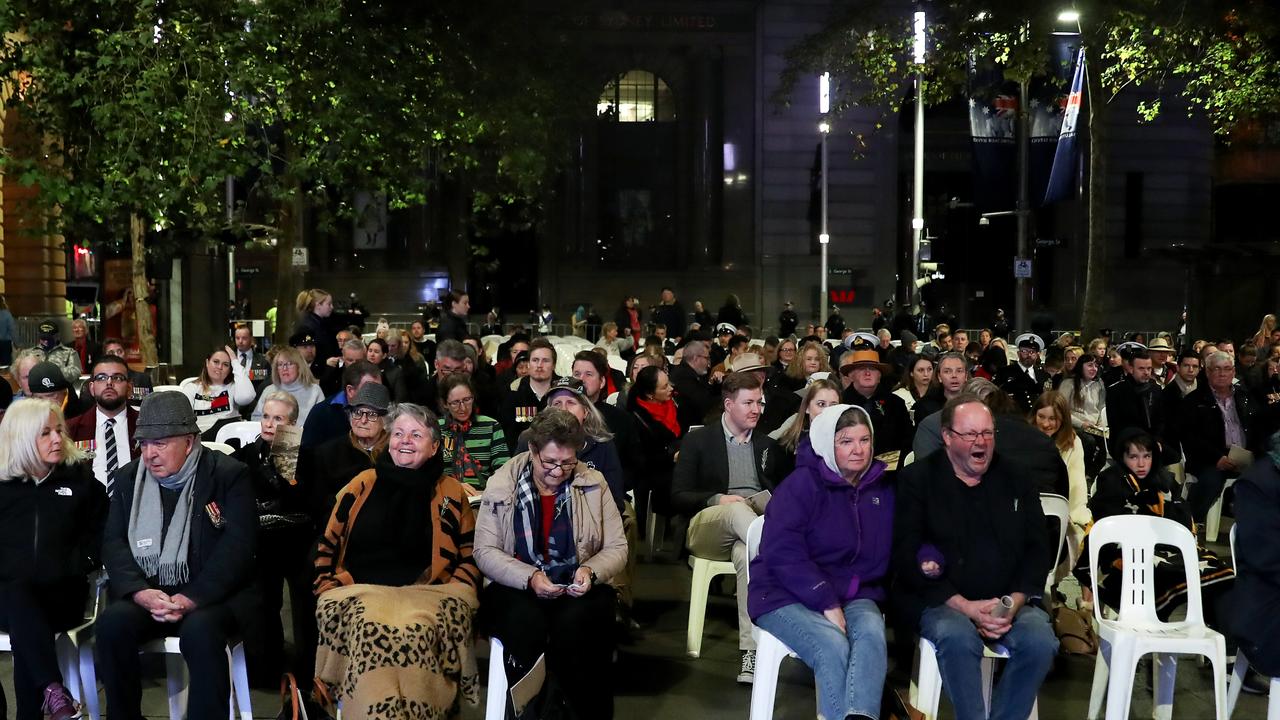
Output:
top-left (996, 333), bottom-right (1052, 414)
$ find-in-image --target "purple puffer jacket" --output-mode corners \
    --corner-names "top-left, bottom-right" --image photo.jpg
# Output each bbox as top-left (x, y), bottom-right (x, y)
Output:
top-left (747, 444), bottom-right (894, 620)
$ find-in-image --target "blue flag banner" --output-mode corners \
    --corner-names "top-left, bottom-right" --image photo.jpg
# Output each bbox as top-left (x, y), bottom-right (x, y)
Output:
top-left (1044, 49), bottom-right (1086, 205)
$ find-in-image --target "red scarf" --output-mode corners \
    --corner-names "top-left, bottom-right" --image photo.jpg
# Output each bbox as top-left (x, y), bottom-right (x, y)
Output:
top-left (637, 397), bottom-right (681, 437)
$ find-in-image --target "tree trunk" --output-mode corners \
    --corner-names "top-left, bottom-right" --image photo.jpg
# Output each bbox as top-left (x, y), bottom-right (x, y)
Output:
top-left (130, 213), bottom-right (159, 366)
top-left (1080, 55), bottom-right (1108, 339)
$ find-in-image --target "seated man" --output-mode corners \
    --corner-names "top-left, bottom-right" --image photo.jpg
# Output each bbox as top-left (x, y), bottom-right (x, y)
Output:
top-left (671, 371), bottom-right (780, 683)
top-left (1177, 350), bottom-right (1260, 523)
top-left (66, 355), bottom-right (140, 492)
top-left (895, 394), bottom-right (1057, 720)
top-left (95, 391), bottom-right (256, 720)
top-left (1230, 430), bottom-right (1280, 686)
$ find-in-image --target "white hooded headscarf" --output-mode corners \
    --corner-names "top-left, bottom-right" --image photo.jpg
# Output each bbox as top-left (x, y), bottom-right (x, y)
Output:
top-left (808, 403), bottom-right (876, 474)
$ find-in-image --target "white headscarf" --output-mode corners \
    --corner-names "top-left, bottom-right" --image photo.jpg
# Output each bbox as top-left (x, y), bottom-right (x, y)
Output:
top-left (808, 403), bottom-right (875, 474)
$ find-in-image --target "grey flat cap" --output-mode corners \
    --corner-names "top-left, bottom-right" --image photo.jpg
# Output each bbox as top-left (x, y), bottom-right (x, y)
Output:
top-left (135, 390), bottom-right (200, 440)
top-left (349, 382), bottom-right (391, 413)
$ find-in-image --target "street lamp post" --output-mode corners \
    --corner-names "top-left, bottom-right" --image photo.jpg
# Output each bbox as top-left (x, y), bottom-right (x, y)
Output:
top-left (819, 72), bottom-right (831, 330)
top-left (908, 7), bottom-right (926, 310)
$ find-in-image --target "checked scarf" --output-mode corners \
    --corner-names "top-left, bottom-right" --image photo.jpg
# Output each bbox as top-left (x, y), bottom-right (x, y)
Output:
top-left (511, 462), bottom-right (578, 585)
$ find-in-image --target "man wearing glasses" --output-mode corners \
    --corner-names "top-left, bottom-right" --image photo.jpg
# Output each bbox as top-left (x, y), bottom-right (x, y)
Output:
top-left (67, 355), bottom-right (139, 492)
top-left (1176, 350), bottom-right (1260, 524)
top-left (894, 394), bottom-right (1057, 720)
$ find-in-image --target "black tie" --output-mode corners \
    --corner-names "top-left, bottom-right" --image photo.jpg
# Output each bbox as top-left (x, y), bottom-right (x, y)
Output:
top-left (240, 352), bottom-right (249, 369)
top-left (104, 417), bottom-right (119, 496)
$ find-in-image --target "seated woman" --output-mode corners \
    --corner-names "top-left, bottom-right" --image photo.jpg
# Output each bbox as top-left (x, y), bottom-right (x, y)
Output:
top-left (527, 377), bottom-right (624, 512)
top-left (0, 399), bottom-right (106, 720)
top-left (1031, 390), bottom-right (1092, 572)
top-left (761, 340), bottom-right (831, 434)
top-left (313, 403), bottom-right (481, 719)
top-left (893, 354), bottom-right (935, 423)
top-left (474, 409), bottom-right (628, 719)
top-left (627, 365), bottom-right (682, 522)
top-left (232, 391), bottom-right (315, 687)
top-left (251, 346), bottom-right (326, 426)
top-left (1059, 353), bottom-right (1108, 476)
top-left (301, 382), bottom-right (391, 525)
top-left (749, 405), bottom-right (892, 720)
top-left (1074, 429), bottom-right (1233, 621)
top-left (771, 377), bottom-right (842, 476)
top-left (437, 374), bottom-right (510, 495)
top-left (180, 345), bottom-right (256, 438)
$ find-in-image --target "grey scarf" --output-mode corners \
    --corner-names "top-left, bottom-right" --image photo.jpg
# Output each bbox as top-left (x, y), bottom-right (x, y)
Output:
top-left (128, 442), bottom-right (204, 587)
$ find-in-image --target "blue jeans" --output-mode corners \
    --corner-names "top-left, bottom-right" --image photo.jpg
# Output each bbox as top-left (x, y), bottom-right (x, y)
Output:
top-left (919, 604), bottom-right (1057, 720)
top-left (756, 598), bottom-right (886, 720)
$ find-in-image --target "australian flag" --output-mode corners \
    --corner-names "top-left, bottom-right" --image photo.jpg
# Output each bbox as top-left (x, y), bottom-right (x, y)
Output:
top-left (1044, 49), bottom-right (1086, 204)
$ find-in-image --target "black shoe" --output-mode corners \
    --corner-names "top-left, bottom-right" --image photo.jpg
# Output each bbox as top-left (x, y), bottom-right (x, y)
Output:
top-left (1243, 667), bottom-right (1274, 695)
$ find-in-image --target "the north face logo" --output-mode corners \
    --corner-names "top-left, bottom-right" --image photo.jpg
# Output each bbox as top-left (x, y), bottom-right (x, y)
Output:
top-left (40, 377), bottom-right (54, 389)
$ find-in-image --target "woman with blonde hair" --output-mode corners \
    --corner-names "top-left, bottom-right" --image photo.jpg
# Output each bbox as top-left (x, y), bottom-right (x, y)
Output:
top-left (773, 378), bottom-right (842, 475)
top-left (292, 288), bottom-right (338, 363)
top-left (0, 399), bottom-right (106, 719)
top-left (1254, 313), bottom-right (1278, 349)
top-left (1031, 390), bottom-right (1091, 567)
top-left (762, 341), bottom-right (832, 434)
top-left (252, 345), bottom-right (325, 425)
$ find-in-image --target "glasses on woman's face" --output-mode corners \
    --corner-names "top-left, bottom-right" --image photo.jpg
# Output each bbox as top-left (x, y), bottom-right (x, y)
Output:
top-left (348, 409), bottom-right (385, 422)
top-left (447, 397), bottom-right (475, 409)
top-left (275, 361), bottom-right (297, 369)
top-left (537, 453), bottom-right (578, 475)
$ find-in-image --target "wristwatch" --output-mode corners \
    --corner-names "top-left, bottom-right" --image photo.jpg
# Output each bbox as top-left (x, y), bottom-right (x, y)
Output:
top-left (585, 567), bottom-right (598, 585)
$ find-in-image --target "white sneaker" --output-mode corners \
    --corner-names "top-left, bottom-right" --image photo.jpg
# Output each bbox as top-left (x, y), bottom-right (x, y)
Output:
top-left (737, 650), bottom-right (756, 684)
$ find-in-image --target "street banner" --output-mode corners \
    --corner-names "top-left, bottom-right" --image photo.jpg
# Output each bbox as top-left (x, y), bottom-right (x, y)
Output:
top-left (1044, 48), bottom-right (1086, 205)
top-left (967, 55), bottom-right (1018, 212)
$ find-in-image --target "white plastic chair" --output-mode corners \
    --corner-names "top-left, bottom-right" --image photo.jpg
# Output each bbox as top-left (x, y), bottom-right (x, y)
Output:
top-left (1205, 476), bottom-right (1237, 543)
top-left (686, 552), bottom-right (737, 658)
top-left (1084, 515), bottom-right (1228, 720)
top-left (606, 355), bottom-right (627, 373)
top-left (0, 576), bottom-right (102, 716)
top-left (910, 637), bottom-right (1040, 720)
top-left (201, 441), bottom-right (236, 455)
top-left (179, 376), bottom-right (198, 387)
top-left (1040, 493), bottom-right (1070, 596)
top-left (1226, 525), bottom-right (1280, 719)
top-left (484, 636), bottom-right (508, 720)
top-left (213, 420), bottom-right (261, 449)
top-left (151, 384), bottom-right (184, 394)
top-left (744, 516), bottom-right (807, 720)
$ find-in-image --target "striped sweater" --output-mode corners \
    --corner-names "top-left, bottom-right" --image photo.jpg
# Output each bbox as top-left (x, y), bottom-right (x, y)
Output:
top-left (438, 414), bottom-right (511, 489)
top-left (313, 468), bottom-right (481, 595)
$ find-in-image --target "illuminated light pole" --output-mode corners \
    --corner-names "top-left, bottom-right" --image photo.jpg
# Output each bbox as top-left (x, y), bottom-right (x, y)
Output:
top-left (908, 7), bottom-right (926, 310)
top-left (819, 72), bottom-right (831, 329)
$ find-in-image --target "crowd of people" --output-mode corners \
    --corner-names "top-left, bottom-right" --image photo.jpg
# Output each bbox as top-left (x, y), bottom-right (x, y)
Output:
top-left (2, 285), bottom-right (1279, 720)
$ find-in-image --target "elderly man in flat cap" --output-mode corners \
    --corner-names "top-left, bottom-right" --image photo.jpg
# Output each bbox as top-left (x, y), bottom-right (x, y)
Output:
top-left (95, 391), bottom-right (256, 720)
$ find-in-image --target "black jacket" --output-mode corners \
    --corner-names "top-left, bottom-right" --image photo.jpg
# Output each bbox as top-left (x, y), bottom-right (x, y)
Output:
top-left (435, 311), bottom-right (468, 344)
top-left (894, 450), bottom-right (1052, 627)
top-left (103, 451), bottom-right (257, 619)
top-left (841, 386), bottom-right (915, 460)
top-left (996, 363), bottom-right (1053, 414)
top-left (0, 462), bottom-right (106, 585)
top-left (597, 400), bottom-right (641, 494)
top-left (912, 386), bottom-right (949, 424)
top-left (1176, 382), bottom-right (1261, 471)
top-left (498, 376), bottom-right (552, 449)
top-left (1106, 376), bottom-right (1173, 461)
top-left (1229, 457), bottom-right (1280, 676)
top-left (232, 439), bottom-right (310, 530)
top-left (653, 302), bottom-right (687, 340)
top-left (671, 423), bottom-right (781, 518)
top-left (630, 402), bottom-right (683, 515)
top-left (759, 373), bottom-right (804, 437)
top-left (301, 432), bottom-right (380, 526)
top-left (778, 309), bottom-right (799, 338)
top-left (669, 363), bottom-right (715, 432)
top-left (293, 311), bottom-right (337, 363)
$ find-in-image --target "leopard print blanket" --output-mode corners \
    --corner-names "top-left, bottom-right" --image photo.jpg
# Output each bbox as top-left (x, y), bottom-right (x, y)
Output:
top-left (315, 582), bottom-right (480, 719)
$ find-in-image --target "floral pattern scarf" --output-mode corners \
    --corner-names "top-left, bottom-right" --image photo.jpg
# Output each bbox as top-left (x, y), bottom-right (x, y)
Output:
top-left (443, 416), bottom-right (485, 480)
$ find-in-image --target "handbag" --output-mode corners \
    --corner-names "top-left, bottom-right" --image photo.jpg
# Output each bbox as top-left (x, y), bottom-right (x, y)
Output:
top-left (1051, 604), bottom-right (1100, 655)
top-left (275, 673), bottom-right (307, 720)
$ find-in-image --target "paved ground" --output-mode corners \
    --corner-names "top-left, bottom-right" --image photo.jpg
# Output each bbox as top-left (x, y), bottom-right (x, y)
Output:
top-left (1, 527), bottom-right (1266, 719)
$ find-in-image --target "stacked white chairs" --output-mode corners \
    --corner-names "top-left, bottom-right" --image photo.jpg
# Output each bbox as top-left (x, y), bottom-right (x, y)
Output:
top-left (1084, 515), bottom-right (1228, 720)
top-left (744, 515), bottom-right (806, 720)
top-left (213, 420), bottom-right (261, 449)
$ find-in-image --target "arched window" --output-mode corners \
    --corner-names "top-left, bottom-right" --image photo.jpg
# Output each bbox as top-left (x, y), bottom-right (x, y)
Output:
top-left (596, 70), bottom-right (676, 123)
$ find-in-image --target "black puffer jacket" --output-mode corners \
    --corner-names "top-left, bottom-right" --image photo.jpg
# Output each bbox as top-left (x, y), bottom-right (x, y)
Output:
top-left (0, 461), bottom-right (107, 584)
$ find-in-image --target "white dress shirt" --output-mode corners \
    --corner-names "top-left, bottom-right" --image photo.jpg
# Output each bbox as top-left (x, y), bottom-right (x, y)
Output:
top-left (92, 408), bottom-right (132, 488)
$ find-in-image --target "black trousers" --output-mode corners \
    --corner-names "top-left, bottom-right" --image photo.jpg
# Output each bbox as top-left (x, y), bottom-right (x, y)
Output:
top-left (0, 579), bottom-right (86, 720)
top-left (481, 582), bottom-right (616, 720)
top-left (246, 524), bottom-right (317, 683)
top-left (94, 600), bottom-right (238, 720)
